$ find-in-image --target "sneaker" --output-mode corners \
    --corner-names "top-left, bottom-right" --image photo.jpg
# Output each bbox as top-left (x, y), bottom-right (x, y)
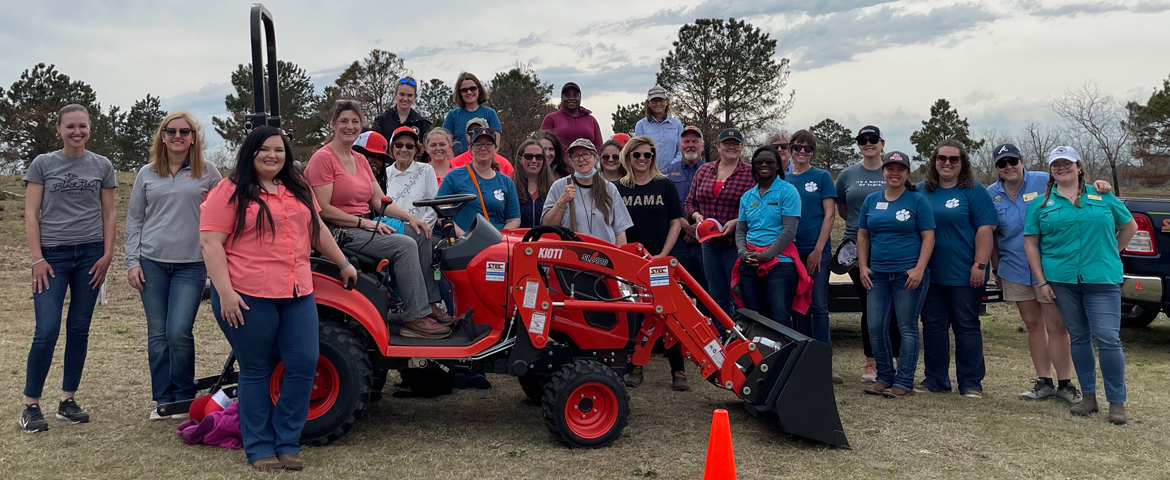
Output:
top-left (1107, 403), bottom-right (1127, 425)
top-left (401, 317), bottom-right (451, 338)
top-left (1070, 392), bottom-right (1099, 416)
top-left (56, 398), bottom-right (90, 424)
top-left (961, 389), bottom-right (983, 399)
top-left (1056, 384), bottom-right (1083, 404)
top-left (861, 358), bottom-right (877, 383)
top-left (430, 303), bottom-right (456, 326)
top-left (1019, 381), bottom-right (1057, 401)
top-left (625, 366), bottom-right (644, 388)
top-left (19, 404), bottom-right (49, 433)
top-left (671, 371), bottom-right (691, 392)
top-left (150, 406), bottom-right (190, 421)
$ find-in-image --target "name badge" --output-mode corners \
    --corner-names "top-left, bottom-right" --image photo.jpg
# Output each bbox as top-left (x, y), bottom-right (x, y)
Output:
top-left (1087, 194), bottom-right (1102, 201)
top-left (876, 202), bottom-right (889, 210)
top-left (1023, 192), bottom-right (1038, 202)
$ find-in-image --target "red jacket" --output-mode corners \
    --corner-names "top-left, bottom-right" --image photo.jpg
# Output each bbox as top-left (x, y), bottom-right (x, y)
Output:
top-left (540, 106), bottom-right (603, 153)
top-left (730, 242), bottom-right (812, 315)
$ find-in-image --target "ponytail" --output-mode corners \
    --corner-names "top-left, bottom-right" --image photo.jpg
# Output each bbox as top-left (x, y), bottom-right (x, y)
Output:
top-left (1042, 167), bottom-right (1087, 208)
top-left (1041, 174), bottom-right (1056, 207)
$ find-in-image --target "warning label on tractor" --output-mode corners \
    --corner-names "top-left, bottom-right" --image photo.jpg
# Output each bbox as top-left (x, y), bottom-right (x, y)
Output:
top-left (522, 279), bottom-right (540, 309)
top-left (704, 339), bottom-right (726, 369)
top-left (648, 266), bottom-right (669, 287)
top-left (485, 261), bottom-right (505, 282)
top-left (529, 311), bottom-right (547, 334)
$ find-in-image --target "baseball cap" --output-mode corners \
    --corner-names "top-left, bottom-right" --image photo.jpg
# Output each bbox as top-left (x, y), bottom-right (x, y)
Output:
top-left (855, 125), bottom-right (883, 141)
top-left (561, 82), bottom-right (580, 94)
top-left (647, 86), bottom-right (668, 100)
top-left (465, 117), bottom-right (489, 134)
top-left (1048, 146), bottom-right (1081, 164)
top-left (882, 151), bottom-right (911, 169)
top-left (829, 238), bottom-right (858, 275)
top-left (352, 131), bottom-right (389, 156)
top-left (567, 138), bottom-right (597, 153)
top-left (681, 125), bottom-right (703, 138)
top-left (611, 133), bottom-right (631, 146)
top-left (469, 127), bottom-right (497, 144)
top-left (696, 218), bottom-right (725, 243)
top-left (390, 126), bottom-right (419, 142)
top-left (993, 143), bottom-right (1021, 162)
top-left (718, 128), bottom-right (744, 143)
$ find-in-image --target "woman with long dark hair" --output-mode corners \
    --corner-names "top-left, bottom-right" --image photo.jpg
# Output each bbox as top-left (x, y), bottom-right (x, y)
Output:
top-left (598, 139), bottom-right (626, 183)
top-left (20, 104), bottom-right (116, 433)
top-left (125, 111), bottom-right (222, 420)
top-left (542, 139), bottom-right (633, 244)
top-left (513, 138), bottom-right (556, 229)
top-left (533, 130), bottom-right (569, 178)
top-left (200, 126), bottom-right (357, 470)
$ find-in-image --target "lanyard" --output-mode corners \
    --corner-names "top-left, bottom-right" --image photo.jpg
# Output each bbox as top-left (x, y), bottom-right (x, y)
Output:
top-left (466, 165), bottom-right (490, 224)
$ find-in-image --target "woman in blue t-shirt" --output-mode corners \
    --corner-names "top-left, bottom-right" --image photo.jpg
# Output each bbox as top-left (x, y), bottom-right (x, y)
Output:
top-left (785, 131), bottom-right (837, 353)
top-left (916, 140), bottom-right (997, 398)
top-left (436, 127), bottom-right (521, 234)
top-left (441, 72), bottom-right (502, 156)
top-left (857, 151), bottom-right (935, 398)
top-left (734, 146), bottom-right (802, 328)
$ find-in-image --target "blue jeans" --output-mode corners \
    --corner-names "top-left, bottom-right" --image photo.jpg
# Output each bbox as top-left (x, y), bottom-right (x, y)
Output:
top-left (212, 290), bottom-right (319, 463)
top-left (140, 258), bottom-right (206, 403)
top-left (795, 247), bottom-right (831, 344)
top-left (920, 283), bottom-right (985, 393)
top-left (867, 270), bottom-right (930, 391)
top-left (671, 240), bottom-right (708, 293)
top-left (701, 242), bottom-right (739, 317)
top-left (25, 242), bottom-right (104, 399)
top-left (1050, 282), bottom-right (1126, 404)
top-left (739, 262), bottom-right (796, 328)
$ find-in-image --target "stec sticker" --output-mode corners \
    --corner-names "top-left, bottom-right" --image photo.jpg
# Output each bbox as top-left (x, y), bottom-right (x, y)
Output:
top-left (485, 261), bottom-right (506, 282)
top-left (649, 266), bottom-right (669, 287)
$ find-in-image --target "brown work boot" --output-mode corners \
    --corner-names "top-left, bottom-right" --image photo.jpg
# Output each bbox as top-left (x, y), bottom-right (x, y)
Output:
top-left (1107, 403), bottom-right (1127, 425)
top-left (883, 386), bottom-right (914, 399)
top-left (278, 453), bottom-right (304, 471)
top-left (430, 303), bottom-right (456, 325)
top-left (251, 456), bottom-right (283, 471)
top-left (401, 317), bottom-right (451, 339)
top-left (671, 371), bottom-right (691, 392)
top-left (625, 366), bottom-right (644, 388)
top-left (861, 358), bottom-right (877, 383)
top-left (1070, 392), bottom-right (1099, 416)
top-left (863, 382), bottom-right (888, 396)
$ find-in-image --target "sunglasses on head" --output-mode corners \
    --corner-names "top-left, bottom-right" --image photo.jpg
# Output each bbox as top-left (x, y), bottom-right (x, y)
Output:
top-left (791, 144), bottom-right (814, 153)
top-left (398, 78), bottom-right (417, 87)
top-left (995, 157), bottom-right (1020, 169)
top-left (460, 85), bottom-right (479, 94)
top-left (630, 151), bottom-right (655, 160)
top-left (393, 142), bottom-right (416, 150)
top-left (521, 153), bottom-right (546, 161)
top-left (600, 154), bottom-right (619, 161)
top-left (857, 137), bottom-right (881, 146)
top-left (935, 155), bottom-right (961, 164)
top-left (164, 128), bottom-right (193, 138)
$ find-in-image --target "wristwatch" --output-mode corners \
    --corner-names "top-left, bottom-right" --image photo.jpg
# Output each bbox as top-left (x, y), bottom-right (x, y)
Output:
top-left (975, 263), bottom-right (986, 270)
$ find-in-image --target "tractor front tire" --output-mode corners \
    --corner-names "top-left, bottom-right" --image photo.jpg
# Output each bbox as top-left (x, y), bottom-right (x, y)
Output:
top-left (541, 359), bottom-right (630, 448)
top-left (296, 321), bottom-right (372, 446)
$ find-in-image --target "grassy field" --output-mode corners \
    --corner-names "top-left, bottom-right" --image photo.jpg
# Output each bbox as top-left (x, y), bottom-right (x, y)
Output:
top-left (0, 173), bottom-right (1168, 479)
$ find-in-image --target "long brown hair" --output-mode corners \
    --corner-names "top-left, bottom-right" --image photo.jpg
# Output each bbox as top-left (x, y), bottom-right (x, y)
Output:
top-left (1042, 163), bottom-right (1086, 209)
top-left (322, 100), bottom-right (366, 145)
top-left (453, 72), bottom-right (488, 108)
top-left (149, 111), bottom-right (206, 179)
top-left (924, 138), bottom-right (974, 192)
top-left (571, 149), bottom-right (613, 225)
top-left (512, 138), bottom-right (555, 204)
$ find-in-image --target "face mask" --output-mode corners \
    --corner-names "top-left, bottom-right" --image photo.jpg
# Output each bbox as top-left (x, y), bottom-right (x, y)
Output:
top-left (573, 166), bottom-right (597, 179)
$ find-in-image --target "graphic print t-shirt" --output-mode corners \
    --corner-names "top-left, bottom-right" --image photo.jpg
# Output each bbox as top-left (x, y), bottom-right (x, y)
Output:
top-left (24, 151), bottom-right (118, 247)
top-left (616, 177), bottom-right (684, 254)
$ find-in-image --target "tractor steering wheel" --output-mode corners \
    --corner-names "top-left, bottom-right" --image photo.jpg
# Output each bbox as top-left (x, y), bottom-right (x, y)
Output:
top-left (413, 193), bottom-right (480, 220)
top-left (521, 225), bottom-right (582, 243)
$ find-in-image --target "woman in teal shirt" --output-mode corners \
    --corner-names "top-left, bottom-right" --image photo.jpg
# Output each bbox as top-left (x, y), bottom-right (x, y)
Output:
top-left (1025, 146), bottom-right (1136, 424)
top-left (857, 151), bottom-right (935, 398)
top-left (734, 146), bottom-right (802, 328)
top-left (917, 140), bottom-right (998, 398)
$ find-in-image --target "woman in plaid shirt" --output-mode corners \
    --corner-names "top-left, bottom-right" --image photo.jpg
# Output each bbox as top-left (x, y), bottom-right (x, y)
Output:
top-left (685, 128), bottom-right (756, 316)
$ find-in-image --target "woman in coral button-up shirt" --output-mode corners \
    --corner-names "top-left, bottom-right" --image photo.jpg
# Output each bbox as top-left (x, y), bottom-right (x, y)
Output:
top-left (199, 126), bottom-right (356, 471)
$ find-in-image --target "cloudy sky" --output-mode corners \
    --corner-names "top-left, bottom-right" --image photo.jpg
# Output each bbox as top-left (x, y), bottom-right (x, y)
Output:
top-left (3, 0), bottom-right (1168, 157)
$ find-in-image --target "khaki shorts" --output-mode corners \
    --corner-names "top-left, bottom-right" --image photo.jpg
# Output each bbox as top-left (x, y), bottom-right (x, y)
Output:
top-left (1000, 277), bottom-right (1053, 304)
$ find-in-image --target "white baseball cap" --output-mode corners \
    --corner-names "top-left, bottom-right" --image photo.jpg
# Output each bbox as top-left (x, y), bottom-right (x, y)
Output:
top-left (1048, 146), bottom-right (1081, 164)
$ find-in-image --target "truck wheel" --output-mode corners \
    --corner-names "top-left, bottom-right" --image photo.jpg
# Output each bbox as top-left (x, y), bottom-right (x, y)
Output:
top-left (518, 374), bottom-right (547, 404)
top-left (270, 321), bottom-right (371, 446)
top-left (1121, 303), bottom-right (1161, 328)
top-left (542, 359), bottom-right (629, 448)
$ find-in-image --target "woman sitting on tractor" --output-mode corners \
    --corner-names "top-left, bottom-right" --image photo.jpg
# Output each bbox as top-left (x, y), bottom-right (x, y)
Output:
top-left (304, 101), bottom-right (452, 339)
top-left (541, 138), bottom-right (633, 244)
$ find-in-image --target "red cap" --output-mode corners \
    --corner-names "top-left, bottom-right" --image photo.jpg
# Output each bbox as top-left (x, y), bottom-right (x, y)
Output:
top-left (696, 218), bottom-right (724, 243)
top-left (353, 131), bottom-right (389, 156)
top-left (391, 125), bottom-right (420, 142)
top-left (612, 133), bottom-right (631, 146)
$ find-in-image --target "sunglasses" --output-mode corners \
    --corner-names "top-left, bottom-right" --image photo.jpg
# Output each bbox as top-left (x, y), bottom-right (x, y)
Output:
top-left (935, 155), bottom-right (961, 164)
top-left (995, 157), bottom-right (1020, 169)
top-left (857, 137), bottom-right (881, 146)
top-left (630, 151), bottom-right (655, 160)
top-left (772, 143), bottom-right (789, 151)
top-left (398, 78), bottom-right (417, 86)
top-left (521, 153), bottom-right (546, 161)
top-left (600, 154), bottom-right (619, 161)
top-left (164, 128), bottom-right (193, 138)
top-left (791, 145), bottom-right (814, 153)
top-left (460, 86), bottom-right (479, 94)
top-left (393, 142), bottom-right (416, 150)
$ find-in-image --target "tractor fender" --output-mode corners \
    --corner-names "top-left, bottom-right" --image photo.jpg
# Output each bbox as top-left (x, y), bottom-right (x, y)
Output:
top-left (312, 272), bottom-right (389, 350)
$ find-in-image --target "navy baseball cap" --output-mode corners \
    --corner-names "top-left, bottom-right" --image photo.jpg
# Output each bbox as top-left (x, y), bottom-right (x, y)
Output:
top-left (856, 125), bottom-right (883, 141)
top-left (993, 144), bottom-right (1021, 162)
top-left (718, 128), bottom-right (744, 143)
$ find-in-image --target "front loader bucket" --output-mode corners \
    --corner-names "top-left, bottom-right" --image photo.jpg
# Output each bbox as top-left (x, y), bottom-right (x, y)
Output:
top-left (734, 309), bottom-right (850, 449)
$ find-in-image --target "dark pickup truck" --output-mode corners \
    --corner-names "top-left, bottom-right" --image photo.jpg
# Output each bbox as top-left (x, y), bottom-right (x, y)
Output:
top-left (1120, 198), bottom-right (1169, 328)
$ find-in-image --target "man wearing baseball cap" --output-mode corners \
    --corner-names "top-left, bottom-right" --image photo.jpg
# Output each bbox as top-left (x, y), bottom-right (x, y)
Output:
top-left (635, 85), bottom-right (684, 168)
top-left (540, 82), bottom-right (603, 156)
top-left (353, 131), bottom-right (391, 189)
top-left (449, 117), bottom-right (514, 175)
top-left (663, 125), bottom-right (708, 290)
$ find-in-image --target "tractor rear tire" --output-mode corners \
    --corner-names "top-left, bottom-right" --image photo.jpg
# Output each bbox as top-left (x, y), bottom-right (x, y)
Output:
top-left (541, 359), bottom-right (629, 448)
top-left (518, 374), bottom-right (547, 405)
top-left (297, 321), bottom-right (372, 446)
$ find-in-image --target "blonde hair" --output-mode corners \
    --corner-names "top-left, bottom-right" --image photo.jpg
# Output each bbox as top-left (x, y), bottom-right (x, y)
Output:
top-left (149, 111), bottom-right (206, 179)
top-left (618, 136), bottom-right (666, 187)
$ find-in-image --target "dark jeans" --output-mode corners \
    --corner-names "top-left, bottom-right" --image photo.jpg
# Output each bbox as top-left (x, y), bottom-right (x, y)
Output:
top-left (739, 262), bottom-right (797, 328)
top-left (25, 242), bottom-right (104, 399)
top-left (670, 240), bottom-right (708, 293)
top-left (1050, 282), bottom-right (1126, 404)
top-left (701, 242), bottom-right (739, 318)
top-left (866, 270), bottom-right (929, 391)
top-left (920, 283), bottom-right (986, 393)
top-left (849, 267), bottom-right (900, 358)
top-left (212, 290), bottom-right (319, 463)
top-left (140, 258), bottom-right (206, 403)
top-left (795, 247), bottom-right (832, 344)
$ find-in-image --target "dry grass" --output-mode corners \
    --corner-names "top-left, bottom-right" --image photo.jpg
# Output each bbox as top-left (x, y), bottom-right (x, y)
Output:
top-left (0, 174), bottom-right (1168, 479)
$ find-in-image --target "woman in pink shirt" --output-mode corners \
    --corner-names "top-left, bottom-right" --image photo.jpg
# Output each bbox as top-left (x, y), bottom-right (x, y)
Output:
top-left (199, 126), bottom-right (356, 471)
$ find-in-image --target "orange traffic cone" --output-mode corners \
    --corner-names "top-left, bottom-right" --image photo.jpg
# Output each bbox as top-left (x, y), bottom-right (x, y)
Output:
top-left (702, 409), bottom-right (737, 480)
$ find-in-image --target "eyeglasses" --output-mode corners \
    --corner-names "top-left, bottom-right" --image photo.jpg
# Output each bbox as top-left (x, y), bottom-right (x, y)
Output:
top-left (600, 154), bottom-right (619, 161)
top-left (630, 151), bottom-right (655, 160)
top-left (1051, 161), bottom-right (1076, 172)
top-left (398, 78), bottom-right (417, 87)
top-left (995, 157), bottom-right (1020, 169)
top-left (521, 153), bottom-right (546, 161)
top-left (164, 128), bottom-right (193, 138)
top-left (393, 142), bottom-right (416, 150)
top-left (471, 142), bottom-right (495, 150)
top-left (791, 145), bottom-right (814, 153)
top-left (772, 143), bottom-right (789, 151)
top-left (460, 85), bottom-right (479, 94)
top-left (935, 155), bottom-right (961, 164)
top-left (720, 141), bottom-right (743, 149)
top-left (857, 137), bottom-right (881, 146)
top-left (570, 153), bottom-right (594, 162)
